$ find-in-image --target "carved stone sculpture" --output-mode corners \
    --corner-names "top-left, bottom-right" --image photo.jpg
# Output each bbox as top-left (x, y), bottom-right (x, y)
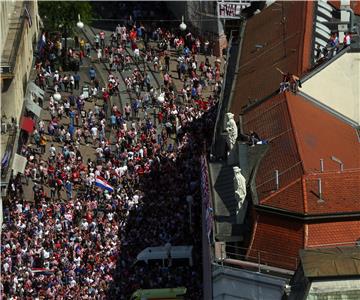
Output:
top-left (233, 166), bottom-right (246, 211)
top-left (225, 112), bottom-right (238, 152)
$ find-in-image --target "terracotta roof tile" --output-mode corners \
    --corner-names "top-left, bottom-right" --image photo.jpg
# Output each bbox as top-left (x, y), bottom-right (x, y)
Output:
top-left (230, 1), bottom-right (314, 116)
top-left (304, 170), bottom-right (360, 214)
top-left (246, 212), bottom-right (303, 270)
top-left (287, 92), bottom-right (360, 173)
top-left (261, 178), bottom-right (305, 213)
top-left (242, 91), bottom-right (360, 214)
top-left (307, 221), bottom-right (360, 248)
top-left (328, 1), bottom-right (360, 16)
top-left (243, 93), bottom-right (304, 212)
top-left (247, 212), bottom-right (360, 270)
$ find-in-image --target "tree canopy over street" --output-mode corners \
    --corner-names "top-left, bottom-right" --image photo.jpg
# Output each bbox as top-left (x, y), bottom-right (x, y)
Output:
top-left (39, 1), bottom-right (93, 33)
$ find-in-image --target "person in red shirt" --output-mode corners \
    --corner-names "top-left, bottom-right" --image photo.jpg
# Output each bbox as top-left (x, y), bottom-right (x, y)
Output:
top-left (99, 31), bottom-right (105, 48)
top-left (158, 111), bottom-right (164, 125)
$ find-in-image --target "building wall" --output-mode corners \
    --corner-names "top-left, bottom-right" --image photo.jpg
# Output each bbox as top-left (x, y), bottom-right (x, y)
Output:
top-left (0, 0), bottom-right (15, 56)
top-left (0, 0), bottom-right (39, 230)
top-left (307, 279), bottom-right (360, 299)
top-left (301, 52), bottom-right (360, 126)
top-left (213, 264), bottom-right (288, 300)
top-left (1, 0), bottom-right (39, 123)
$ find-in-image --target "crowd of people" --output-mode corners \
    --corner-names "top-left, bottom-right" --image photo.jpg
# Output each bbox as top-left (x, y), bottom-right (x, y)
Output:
top-left (1, 13), bottom-right (222, 299)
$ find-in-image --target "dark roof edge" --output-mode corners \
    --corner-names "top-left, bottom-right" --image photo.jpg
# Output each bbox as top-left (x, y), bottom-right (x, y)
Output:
top-left (227, 20), bottom-right (247, 113)
top-left (297, 90), bottom-right (358, 127)
top-left (254, 204), bottom-right (360, 221)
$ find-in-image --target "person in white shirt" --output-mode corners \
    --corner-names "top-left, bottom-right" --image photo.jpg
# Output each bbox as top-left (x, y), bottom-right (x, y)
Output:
top-left (91, 126), bottom-right (98, 141)
top-left (133, 48), bottom-right (140, 62)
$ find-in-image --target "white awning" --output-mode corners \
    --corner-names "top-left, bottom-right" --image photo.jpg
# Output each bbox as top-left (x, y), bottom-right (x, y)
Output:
top-left (12, 154), bottom-right (28, 175)
top-left (28, 81), bottom-right (45, 99)
top-left (136, 245), bottom-right (193, 265)
top-left (25, 99), bottom-right (42, 117)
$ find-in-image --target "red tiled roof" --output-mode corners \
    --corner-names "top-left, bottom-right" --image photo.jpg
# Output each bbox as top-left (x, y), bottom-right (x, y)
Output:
top-left (261, 178), bottom-right (305, 213)
top-left (230, 1), bottom-right (314, 117)
top-left (243, 93), bottom-right (303, 207)
top-left (246, 211), bottom-right (303, 270)
top-left (246, 211), bottom-right (360, 270)
top-left (307, 220), bottom-right (360, 247)
top-left (328, 1), bottom-right (360, 16)
top-left (287, 92), bottom-right (360, 173)
top-left (243, 92), bottom-right (360, 214)
top-left (304, 170), bottom-right (360, 214)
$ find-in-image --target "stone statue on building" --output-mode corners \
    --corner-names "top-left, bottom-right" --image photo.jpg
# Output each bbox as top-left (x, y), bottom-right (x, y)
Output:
top-left (225, 112), bottom-right (238, 153)
top-left (233, 166), bottom-right (246, 211)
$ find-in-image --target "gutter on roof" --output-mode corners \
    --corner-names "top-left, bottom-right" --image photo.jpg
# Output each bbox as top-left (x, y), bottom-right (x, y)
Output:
top-left (254, 204), bottom-right (360, 221)
top-left (285, 93), bottom-right (306, 177)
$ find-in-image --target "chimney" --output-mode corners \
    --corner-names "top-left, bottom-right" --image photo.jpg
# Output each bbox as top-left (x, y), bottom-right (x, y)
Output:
top-left (331, 156), bottom-right (344, 172)
top-left (275, 170), bottom-right (279, 190)
top-left (318, 178), bottom-right (324, 202)
top-left (320, 159), bottom-right (324, 172)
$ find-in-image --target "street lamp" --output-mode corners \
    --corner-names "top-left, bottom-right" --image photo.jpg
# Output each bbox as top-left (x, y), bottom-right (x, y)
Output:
top-left (53, 92), bottom-right (61, 102)
top-left (77, 14), bottom-right (84, 29)
top-left (59, 23), bottom-right (69, 71)
top-left (179, 16), bottom-right (187, 31)
top-left (60, 15), bottom-right (84, 71)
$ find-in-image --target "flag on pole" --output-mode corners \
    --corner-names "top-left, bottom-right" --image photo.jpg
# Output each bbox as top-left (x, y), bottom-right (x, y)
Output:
top-left (95, 176), bottom-right (114, 192)
top-left (37, 33), bottom-right (46, 53)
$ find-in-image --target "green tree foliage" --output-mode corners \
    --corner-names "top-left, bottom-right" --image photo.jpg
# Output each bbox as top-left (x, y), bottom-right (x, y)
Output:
top-left (39, 1), bottom-right (92, 33)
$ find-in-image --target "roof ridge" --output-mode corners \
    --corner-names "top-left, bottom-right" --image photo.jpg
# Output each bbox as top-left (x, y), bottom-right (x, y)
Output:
top-left (299, 1), bottom-right (315, 74)
top-left (306, 168), bottom-right (360, 177)
top-left (285, 92), bottom-right (306, 175)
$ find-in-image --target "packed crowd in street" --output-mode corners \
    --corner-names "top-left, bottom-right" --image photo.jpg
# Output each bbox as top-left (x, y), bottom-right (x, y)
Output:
top-left (1, 13), bottom-right (222, 299)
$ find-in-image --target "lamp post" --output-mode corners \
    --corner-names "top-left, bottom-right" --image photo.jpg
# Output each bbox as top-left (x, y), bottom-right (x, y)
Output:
top-left (77, 14), bottom-right (84, 30)
top-left (53, 92), bottom-right (61, 102)
top-left (179, 16), bottom-right (187, 32)
top-left (60, 15), bottom-right (84, 71)
top-left (59, 24), bottom-right (69, 71)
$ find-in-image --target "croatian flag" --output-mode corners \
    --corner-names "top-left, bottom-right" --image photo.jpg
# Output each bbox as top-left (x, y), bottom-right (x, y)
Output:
top-left (95, 176), bottom-right (114, 192)
top-left (31, 268), bottom-right (54, 275)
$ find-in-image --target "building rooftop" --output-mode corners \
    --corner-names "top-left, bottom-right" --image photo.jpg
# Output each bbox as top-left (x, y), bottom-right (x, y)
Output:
top-left (247, 213), bottom-right (360, 269)
top-left (230, 1), bottom-right (314, 117)
top-left (300, 246), bottom-right (360, 277)
top-left (243, 91), bottom-right (360, 269)
top-left (243, 91), bottom-right (360, 215)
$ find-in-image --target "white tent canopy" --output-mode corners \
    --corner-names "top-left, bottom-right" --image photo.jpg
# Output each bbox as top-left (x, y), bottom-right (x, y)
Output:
top-left (25, 100), bottom-right (42, 117)
top-left (28, 81), bottom-right (45, 99)
top-left (136, 245), bottom-right (193, 266)
top-left (12, 154), bottom-right (27, 175)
